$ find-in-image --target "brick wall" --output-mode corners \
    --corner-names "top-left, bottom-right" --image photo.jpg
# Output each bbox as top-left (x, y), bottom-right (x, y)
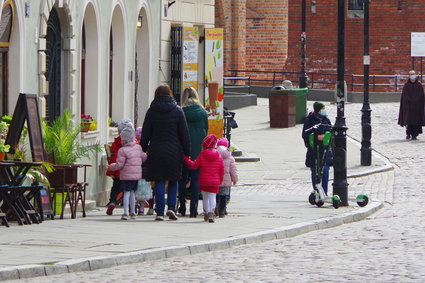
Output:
top-left (217, 0), bottom-right (425, 91)
top-left (216, 0), bottom-right (288, 83)
top-left (286, 0), bottom-right (425, 91)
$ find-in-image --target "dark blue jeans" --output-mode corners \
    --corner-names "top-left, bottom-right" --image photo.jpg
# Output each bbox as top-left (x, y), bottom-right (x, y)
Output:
top-left (154, 180), bottom-right (178, 216)
top-left (311, 165), bottom-right (329, 194)
top-left (178, 165), bottom-right (200, 215)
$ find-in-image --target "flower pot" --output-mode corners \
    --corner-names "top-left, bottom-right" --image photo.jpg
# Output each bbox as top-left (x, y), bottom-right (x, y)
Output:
top-left (0, 152), bottom-right (5, 161)
top-left (80, 122), bottom-right (91, 132)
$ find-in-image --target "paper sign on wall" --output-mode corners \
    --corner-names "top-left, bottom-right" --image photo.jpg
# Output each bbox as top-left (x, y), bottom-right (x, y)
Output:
top-left (182, 27), bottom-right (199, 92)
top-left (411, 32), bottom-right (425, 57)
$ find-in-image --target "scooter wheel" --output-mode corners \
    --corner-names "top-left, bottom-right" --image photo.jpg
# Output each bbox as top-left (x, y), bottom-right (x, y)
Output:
top-left (356, 194), bottom-right (369, 207)
top-left (332, 198), bottom-right (340, 209)
top-left (308, 192), bottom-right (316, 205)
top-left (316, 200), bottom-right (324, 207)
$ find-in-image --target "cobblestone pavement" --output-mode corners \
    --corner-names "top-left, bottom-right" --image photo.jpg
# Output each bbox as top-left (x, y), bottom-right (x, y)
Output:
top-left (13, 102), bottom-right (425, 282)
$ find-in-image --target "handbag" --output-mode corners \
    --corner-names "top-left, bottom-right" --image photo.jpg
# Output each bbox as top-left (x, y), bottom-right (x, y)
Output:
top-left (135, 179), bottom-right (152, 201)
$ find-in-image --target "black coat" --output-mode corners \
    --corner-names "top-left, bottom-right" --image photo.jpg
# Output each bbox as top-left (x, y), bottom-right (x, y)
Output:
top-left (302, 112), bottom-right (333, 168)
top-left (141, 95), bottom-right (191, 181)
top-left (398, 79), bottom-right (425, 126)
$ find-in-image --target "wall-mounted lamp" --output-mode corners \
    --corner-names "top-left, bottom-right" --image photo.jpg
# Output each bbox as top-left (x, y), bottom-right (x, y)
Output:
top-left (311, 0), bottom-right (316, 13)
top-left (168, 1), bottom-right (176, 8)
top-left (137, 14), bottom-right (143, 29)
top-left (164, 1), bottom-right (176, 17)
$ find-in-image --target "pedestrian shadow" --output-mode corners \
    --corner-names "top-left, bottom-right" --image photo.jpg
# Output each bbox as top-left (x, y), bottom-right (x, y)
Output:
top-left (380, 139), bottom-right (408, 144)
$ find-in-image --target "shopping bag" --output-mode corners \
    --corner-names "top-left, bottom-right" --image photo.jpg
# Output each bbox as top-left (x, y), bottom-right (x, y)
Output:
top-left (135, 179), bottom-right (152, 201)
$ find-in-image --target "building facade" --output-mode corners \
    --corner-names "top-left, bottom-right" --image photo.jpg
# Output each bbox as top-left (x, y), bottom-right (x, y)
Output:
top-left (160, 0), bottom-right (215, 100)
top-left (0, 0), bottom-right (215, 204)
top-left (215, 0), bottom-right (289, 82)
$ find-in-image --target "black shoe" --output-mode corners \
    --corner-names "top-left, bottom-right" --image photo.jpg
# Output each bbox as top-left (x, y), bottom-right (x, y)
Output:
top-left (406, 134), bottom-right (411, 140)
top-left (178, 207), bottom-right (186, 217)
top-left (412, 136), bottom-right (418, 140)
top-left (189, 211), bottom-right (197, 218)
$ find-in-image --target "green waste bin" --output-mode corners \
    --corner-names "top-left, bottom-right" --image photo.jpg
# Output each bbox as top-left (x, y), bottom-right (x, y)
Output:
top-left (293, 87), bottom-right (308, 124)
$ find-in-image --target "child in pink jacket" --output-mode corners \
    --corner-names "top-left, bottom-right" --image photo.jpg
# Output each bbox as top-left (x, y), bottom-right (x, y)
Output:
top-left (216, 138), bottom-right (238, 218)
top-left (107, 126), bottom-right (147, 220)
top-left (184, 134), bottom-right (224, 223)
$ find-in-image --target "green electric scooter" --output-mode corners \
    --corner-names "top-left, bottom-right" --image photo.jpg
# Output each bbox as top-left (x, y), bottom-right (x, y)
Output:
top-left (306, 126), bottom-right (369, 208)
top-left (307, 128), bottom-right (342, 209)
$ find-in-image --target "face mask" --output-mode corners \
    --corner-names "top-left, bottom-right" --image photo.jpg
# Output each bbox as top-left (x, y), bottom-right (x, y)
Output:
top-left (319, 109), bottom-right (327, 117)
top-left (410, 75), bottom-right (417, 81)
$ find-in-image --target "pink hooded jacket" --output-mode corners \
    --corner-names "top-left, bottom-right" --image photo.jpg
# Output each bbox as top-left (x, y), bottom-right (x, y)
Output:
top-left (184, 148), bottom-right (224, 193)
top-left (217, 145), bottom-right (238, 186)
top-left (108, 142), bottom-right (147, 181)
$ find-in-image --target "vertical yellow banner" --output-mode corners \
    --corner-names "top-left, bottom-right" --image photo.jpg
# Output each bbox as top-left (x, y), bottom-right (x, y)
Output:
top-left (205, 28), bottom-right (224, 138)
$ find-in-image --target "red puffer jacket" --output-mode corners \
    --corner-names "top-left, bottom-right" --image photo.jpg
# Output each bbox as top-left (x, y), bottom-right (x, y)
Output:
top-left (106, 136), bottom-right (122, 178)
top-left (184, 149), bottom-right (224, 193)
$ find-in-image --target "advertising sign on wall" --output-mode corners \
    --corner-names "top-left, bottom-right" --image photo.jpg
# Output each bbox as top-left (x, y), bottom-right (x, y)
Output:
top-left (182, 27), bottom-right (199, 92)
top-left (204, 28), bottom-right (224, 138)
top-left (411, 32), bottom-right (425, 57)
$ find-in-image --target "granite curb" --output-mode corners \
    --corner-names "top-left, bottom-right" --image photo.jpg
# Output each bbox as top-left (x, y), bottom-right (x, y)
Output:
top-left (0, 201), bottom-right (384, 281)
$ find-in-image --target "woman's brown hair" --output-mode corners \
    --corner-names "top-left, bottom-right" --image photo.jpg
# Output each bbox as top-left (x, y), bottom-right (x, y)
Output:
top-left (154, 85), bottom-right (173, 99)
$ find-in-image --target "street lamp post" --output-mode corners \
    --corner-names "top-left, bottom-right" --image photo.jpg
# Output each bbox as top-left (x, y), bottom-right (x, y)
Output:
top-left (361, 0), bottom-right (372, 166)
top-left (333, 0), bottom-right (349, 206)
top-left (299, 0), bottom-right (308, 88)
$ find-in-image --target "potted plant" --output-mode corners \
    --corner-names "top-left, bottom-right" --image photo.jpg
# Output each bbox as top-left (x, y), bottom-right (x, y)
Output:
top-left (89, 119), bottom-right (98, 131)
top-left (0, 140), bottom-right (10, 161)
top-left (80, 114), bottom-right (93, 132)
top-left (43, 110), bottom-right (102, 165)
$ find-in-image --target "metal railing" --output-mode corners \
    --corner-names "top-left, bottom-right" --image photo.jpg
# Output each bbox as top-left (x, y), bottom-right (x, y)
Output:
top-left (225, 69), bottom-right (422, 92)
top-left (223, 76), bottom-right (251, 94)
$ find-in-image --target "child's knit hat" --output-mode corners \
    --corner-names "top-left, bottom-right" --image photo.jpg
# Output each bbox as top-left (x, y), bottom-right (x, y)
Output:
top-left (120, 127), bottom-right (135, 141)
top-left (118, 119), bottom-right (133, 133)
top-left (217, 137), bottom-right (229, 148)
top-left (202, 134), bottom-right (217, 149)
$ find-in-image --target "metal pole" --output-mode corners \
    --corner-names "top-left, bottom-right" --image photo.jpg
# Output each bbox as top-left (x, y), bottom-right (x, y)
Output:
top-left (361, 0), bottom-right (372, 166)
top-left (299, 0), bottom-right (308, 88)
top-left (333, 0), bottom-right (348, 206)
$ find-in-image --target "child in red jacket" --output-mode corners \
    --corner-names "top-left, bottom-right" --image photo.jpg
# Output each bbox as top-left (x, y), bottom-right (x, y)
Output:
top-left (184, 134), bottom-right (224, 223)
top-left (105, 119), bottom-right (134, 215)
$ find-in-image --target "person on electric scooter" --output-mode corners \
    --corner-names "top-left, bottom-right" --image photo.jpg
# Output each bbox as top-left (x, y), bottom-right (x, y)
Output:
top-left (302, 102), bottom-right (333, 195)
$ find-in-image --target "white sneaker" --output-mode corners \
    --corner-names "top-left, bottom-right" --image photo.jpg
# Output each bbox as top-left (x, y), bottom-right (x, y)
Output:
top-left (130, 214), bottom-right (137, 220)
top-left (121, 215), bottom-right (129, 220)
top-left (166, 210), bottom-right (178, 220)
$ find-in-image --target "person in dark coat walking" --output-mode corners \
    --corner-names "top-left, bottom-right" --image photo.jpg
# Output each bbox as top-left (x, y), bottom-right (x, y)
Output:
top-left (302, 102), bottom-right (333, 194)
top-left (141, 85), bottom-right (191, 221)
top-left (398, 70), bottom-right (425, 140)
top-left (178, 87), bottom-right (208, 218)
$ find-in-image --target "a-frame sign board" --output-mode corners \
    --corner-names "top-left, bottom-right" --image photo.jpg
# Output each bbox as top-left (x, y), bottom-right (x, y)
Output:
top-left (5, 93), bottom-right (46, 162)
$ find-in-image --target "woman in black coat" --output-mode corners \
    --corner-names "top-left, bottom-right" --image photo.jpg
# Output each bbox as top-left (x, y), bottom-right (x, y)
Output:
top-left (141, 85), bottom-right (191, 221)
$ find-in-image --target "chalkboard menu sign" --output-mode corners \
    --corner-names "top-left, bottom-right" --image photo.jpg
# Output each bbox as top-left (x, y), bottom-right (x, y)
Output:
top-left (5, 93), bottom-right (46, 162)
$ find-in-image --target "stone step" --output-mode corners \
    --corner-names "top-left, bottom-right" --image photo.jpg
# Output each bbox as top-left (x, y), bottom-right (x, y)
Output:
top-left (58, 200), bottom-right (97, 215)
top-left (235, 153), bottom-right (260, 163)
